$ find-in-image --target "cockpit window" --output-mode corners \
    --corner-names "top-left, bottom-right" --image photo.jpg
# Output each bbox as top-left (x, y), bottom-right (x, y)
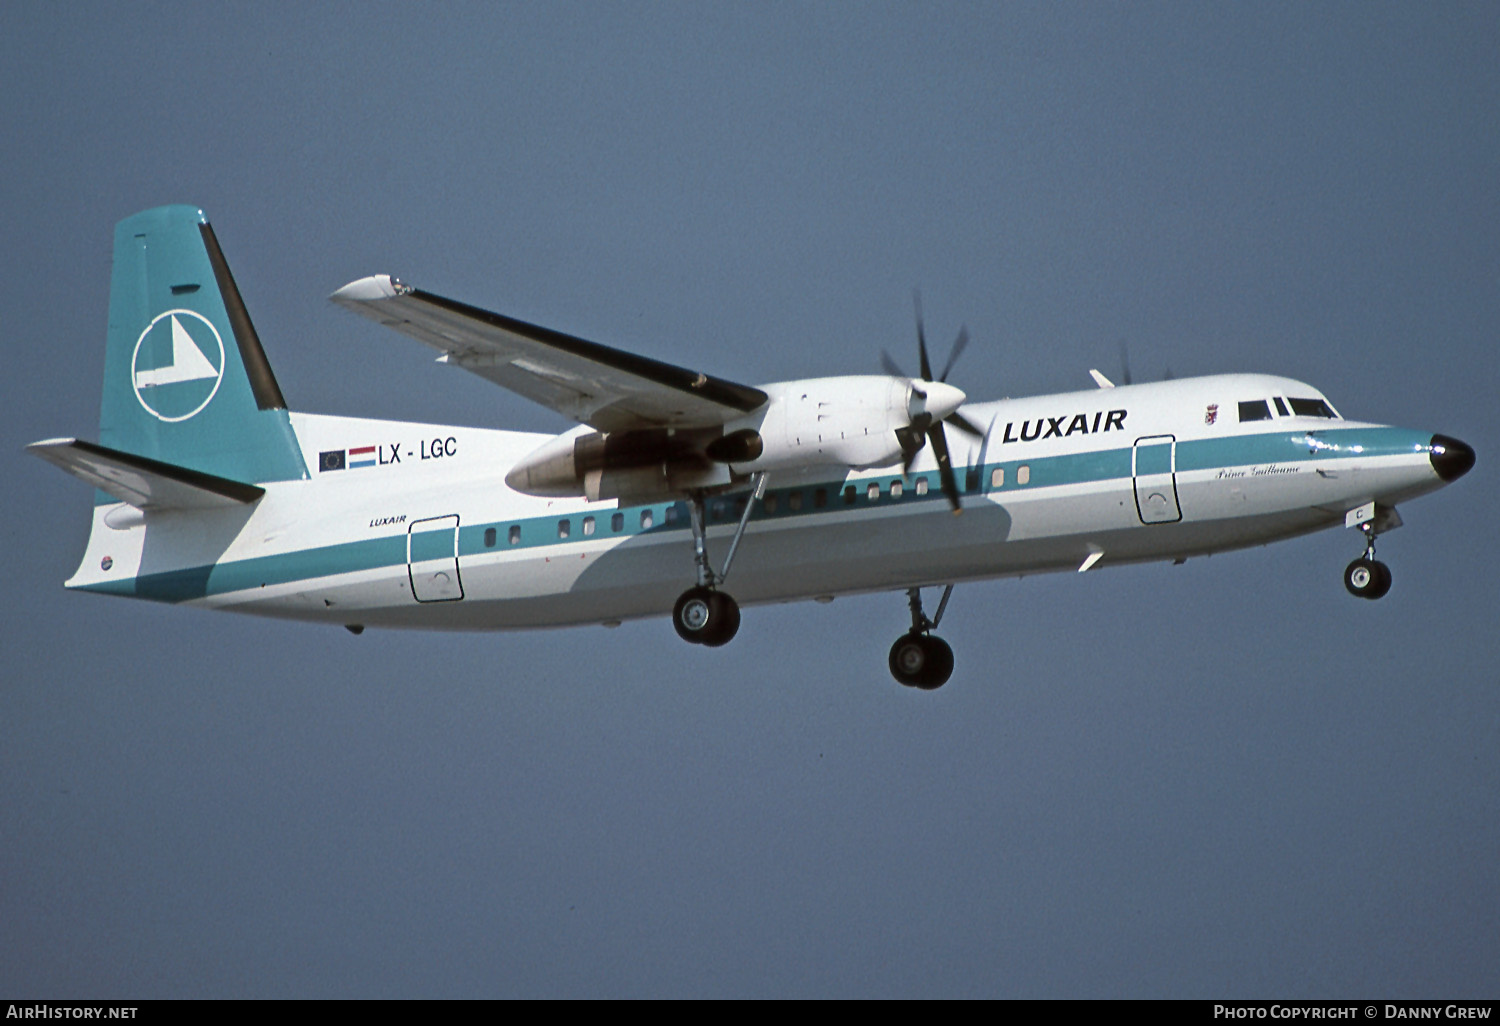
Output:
top-left (1273, 397), bottom-right (1290, 417)
top-left (1288, 397), bottom-right (1337, 419)
top-left (1238, 399), bottom-right (1272, 422)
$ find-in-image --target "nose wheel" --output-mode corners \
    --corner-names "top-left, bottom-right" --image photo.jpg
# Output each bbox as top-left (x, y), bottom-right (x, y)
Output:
top-left (1344, 524), bottom-right (1392, 600)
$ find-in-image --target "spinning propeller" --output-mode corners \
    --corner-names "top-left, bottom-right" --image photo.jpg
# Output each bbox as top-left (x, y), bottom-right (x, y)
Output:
top-left (882, 294), bottom-right (986, 514)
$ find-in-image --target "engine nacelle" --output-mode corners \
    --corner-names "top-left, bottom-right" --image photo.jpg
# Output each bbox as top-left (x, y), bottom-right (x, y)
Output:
top-left (505, 425), bottom-right (732, 504)
top-left (722, 376), bottom-right (920, 474)
top-left (505, 376), bottom-right (954, 502)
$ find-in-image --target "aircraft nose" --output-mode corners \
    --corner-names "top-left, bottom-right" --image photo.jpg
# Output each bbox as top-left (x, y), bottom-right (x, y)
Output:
top-left (1429, 434), bottom-right (1475, 482)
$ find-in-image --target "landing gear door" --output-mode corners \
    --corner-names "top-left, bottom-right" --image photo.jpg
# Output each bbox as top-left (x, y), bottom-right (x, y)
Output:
top-left (1132, 435), bottom-right (1182, 525)
top-left (408, 514), bottom-right (464, 602)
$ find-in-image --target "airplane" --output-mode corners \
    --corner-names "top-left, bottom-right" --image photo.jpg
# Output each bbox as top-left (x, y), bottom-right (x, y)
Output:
top-left (29, 206), bottom-right (1476, 690)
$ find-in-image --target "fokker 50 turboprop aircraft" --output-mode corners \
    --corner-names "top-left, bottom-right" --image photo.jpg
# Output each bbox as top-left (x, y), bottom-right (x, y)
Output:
top-left (30, 206), bottom-right (1475, 689)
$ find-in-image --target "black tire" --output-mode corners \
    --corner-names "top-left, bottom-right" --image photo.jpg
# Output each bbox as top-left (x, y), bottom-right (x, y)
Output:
top-left (699, 591), bottom-right (741, 648)
top-left (916, 635), bottom-right (954, 690)
top-left (889, 632), bottom-right (928, 686)
top-left (1344, 558), bottom-right (1392, 600)
top-left (672, 586), bottom-right (741, 645)
top-left (888, 633), bottom-right (954, 689)
top-left (673, 586), bottom-right (714, 643)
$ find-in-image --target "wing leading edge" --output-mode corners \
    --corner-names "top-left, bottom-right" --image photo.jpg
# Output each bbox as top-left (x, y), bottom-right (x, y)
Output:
top-left (330, 275), bottom-right (767, 432)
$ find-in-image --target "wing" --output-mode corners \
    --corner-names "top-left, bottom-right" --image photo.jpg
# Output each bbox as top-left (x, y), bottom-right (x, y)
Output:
top-left (330, 276), bottom-right (767, 432)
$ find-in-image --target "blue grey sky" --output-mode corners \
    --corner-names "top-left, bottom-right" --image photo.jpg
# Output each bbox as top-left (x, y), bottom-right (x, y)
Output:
top-left (3, 2), bottom-right (1497, 997)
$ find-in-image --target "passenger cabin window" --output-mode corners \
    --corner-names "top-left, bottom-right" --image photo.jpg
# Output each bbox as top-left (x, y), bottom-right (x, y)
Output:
top-left (814, 488), bottom-right (827, 509)
top-left (843, 485), bottom-right (857, 506)
top-left (890, 480), bottom-right (903, 498)
top-left (611, 512), bottom-right (624, 532)
top-left (763, 493), bottom-right (778, 514)
top-left (867, 482), bottom-right (880, 501)
top-left (509, 525), bottom-right (521, 545)
top-left (557, 519), bottom-right (570, 539)
top-left (484, 527), bottom-right (496, 548)
top-left (1289, 397), bottom-right (1337, 419)
top-left (990, 468), bottom-right (1004, 488)
top-left (640, 510), bottom-right (653, 530)
top-left (788, 491), bottom-right (803, 512)
top-left (1017, 465), bottom-right (1031, 485)
top-left (582, 516), bottom-right (595, 536)
top-left (1238, 399), bottom-right (1272, 422)
top-left (915, 477), bottom-right (929, 496)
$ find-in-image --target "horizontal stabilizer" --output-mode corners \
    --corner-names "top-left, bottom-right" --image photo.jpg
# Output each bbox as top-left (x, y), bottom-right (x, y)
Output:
top-left (28, 437), bottom-right (265, 509)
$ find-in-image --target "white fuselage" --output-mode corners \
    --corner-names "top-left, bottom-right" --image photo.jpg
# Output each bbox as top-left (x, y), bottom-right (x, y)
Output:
top-left (64, 373), bottom-right (1451, 631)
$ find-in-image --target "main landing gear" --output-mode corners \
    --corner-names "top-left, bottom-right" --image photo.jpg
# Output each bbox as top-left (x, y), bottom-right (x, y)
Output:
top-left (889, 585), bottom-right (955, 690)
top-left (1344, 523), bottom-right (1392, 600)
top-left (671, 476), bottom-right (766, 647)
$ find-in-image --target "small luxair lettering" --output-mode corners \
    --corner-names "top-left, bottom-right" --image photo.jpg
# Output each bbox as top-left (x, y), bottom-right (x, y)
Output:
top-left (1001, 409), bottom-right (1126, 444)
top-left (370, 515), bottom-right (407, 528)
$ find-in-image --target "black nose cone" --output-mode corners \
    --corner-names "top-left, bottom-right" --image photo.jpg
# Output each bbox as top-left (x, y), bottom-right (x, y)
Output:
top-left (1430, 435), bottom-right (1475, 482)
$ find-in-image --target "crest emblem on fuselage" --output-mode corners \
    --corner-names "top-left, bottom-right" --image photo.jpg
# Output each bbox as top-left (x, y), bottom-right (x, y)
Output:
top-left (130, 309), bottom-right (226, 422)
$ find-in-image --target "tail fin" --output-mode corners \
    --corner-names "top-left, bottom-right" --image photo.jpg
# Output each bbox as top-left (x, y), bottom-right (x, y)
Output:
top-left (97, 205), bottom-right (307, 484)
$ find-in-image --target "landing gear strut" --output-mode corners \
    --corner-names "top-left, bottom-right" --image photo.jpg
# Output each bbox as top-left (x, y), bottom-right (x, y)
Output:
top-left (888, 585), bottom-right (955, 690)
top-left (671, 475), bottom-right (766, 647)
top-left (1344, 523), bottom-right (1392, 600)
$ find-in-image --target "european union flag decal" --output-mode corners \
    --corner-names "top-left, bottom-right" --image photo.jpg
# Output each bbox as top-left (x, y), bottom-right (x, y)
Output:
top-left (319, 450), bottom-right (346, 472)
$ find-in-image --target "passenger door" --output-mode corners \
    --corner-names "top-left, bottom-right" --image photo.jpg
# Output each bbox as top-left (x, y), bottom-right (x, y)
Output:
top-left (1132, 435), bottom-right (1182, 525)
top-left (407, 514), bottom-right (464, 602)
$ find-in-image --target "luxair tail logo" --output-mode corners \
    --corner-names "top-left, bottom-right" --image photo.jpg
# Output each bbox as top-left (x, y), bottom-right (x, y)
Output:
top-left (131, 309), bottom-right (226, 422)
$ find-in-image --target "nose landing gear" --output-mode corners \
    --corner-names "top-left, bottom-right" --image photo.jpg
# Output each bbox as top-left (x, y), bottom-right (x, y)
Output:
top-left (889, 585), bottom-right (955, 689)
top-left (1344, 523), bottom-right (1392, 600)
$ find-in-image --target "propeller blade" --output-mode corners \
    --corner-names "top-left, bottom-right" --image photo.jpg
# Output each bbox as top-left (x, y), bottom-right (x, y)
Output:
top-left (880, 350), bottom-right (907, 379)
top-left (947, 410), bottom-right (984, 438)
top-left (938, 326), bottom-right (969, 383)
top-left (914, 291), bottom-right (934, 381)
top-left (928, 422), bottom-right (962, 514)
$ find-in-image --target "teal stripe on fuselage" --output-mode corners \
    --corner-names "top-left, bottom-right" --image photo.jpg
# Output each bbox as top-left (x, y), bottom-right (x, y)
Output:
top-left (1176, 426), bottom-right (1429, 474)
top-left (78, 425), bottom-right (1431, 603)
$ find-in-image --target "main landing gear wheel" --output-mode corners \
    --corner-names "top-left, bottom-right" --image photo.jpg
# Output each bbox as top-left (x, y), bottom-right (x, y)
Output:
top-left (1344, 558), bottom-right (1392, 600)
top-left (888, 632), bottom-right (954, 690)
top-left (888, 586), bottom-right (956, 689)
top-left (670, 479), bottom-right (765, 648)
top-left (673, 586), bottom-right (741, 647)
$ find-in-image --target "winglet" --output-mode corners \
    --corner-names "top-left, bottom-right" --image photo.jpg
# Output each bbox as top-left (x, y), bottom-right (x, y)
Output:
top-left (1088, 369), bottom-right (1115, 389)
